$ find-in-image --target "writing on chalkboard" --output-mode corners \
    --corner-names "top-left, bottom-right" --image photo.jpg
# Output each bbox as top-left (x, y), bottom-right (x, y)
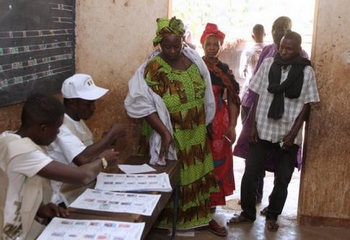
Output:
top-left (0, 0), bottom-right (75, 107)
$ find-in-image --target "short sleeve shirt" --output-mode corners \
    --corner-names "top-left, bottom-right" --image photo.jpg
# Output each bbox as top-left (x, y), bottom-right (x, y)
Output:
top-left (42, 114), bottom-right (93, 204)
top-left (249, 57), bottom-right (320, 145)
top-left (1, 132), bottom-right (52, 240)
top-left (44, 114), bottom-right (93, 165)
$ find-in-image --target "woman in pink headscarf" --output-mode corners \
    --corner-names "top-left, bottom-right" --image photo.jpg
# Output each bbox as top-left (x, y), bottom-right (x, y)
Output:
top-left (201, 23), bottom-right (241, 209)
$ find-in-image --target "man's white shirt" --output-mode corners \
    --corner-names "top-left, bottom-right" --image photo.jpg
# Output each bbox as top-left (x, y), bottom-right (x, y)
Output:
top-left (43, 114), bottom-right (93, 204)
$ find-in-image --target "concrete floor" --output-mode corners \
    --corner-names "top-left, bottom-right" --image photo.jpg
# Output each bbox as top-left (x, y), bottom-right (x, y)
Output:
top-left (147, 157), bottom-right (350, 240)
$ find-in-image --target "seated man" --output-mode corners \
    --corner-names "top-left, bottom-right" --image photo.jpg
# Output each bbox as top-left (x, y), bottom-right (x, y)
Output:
top-left (0, 93), bottom-right (118, 240)
top-left (43, 73), bottom-right (125, 206)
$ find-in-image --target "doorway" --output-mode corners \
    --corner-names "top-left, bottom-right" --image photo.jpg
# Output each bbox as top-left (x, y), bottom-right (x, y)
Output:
top-left (170, 0), bottom-right (316, 221)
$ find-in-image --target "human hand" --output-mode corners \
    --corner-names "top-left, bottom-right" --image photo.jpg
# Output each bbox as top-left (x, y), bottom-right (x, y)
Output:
top-left (223, 126), bottom-right (237, 145)
top-left (281, 134), bottom-right (295, 150)
top-left (102, 123), bottom-right (127, 144)
top-left (110, 123), bottom-right (127, 137)
top-left (36, 203), bottom-right (69, 219)
top-left (243, 69), bottom-right (248, 78)
top-left (206, 123), bottom-right (213, 140)
top-left (249, 122), bottom-right (258, 143)
top-left (159, 130), bottom-right (174, 162)
top-left (100, 149), bottom-right (119, 167)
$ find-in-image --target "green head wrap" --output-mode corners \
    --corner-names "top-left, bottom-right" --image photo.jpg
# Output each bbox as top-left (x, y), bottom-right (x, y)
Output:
top-left (153, 17), bottom-right (185, 47)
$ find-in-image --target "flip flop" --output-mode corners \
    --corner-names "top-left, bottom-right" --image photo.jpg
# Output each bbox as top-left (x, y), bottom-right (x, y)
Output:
top-left (197, 219), bottom-right (227, 237)
top-left (266, 219), bottom-right (279, 231)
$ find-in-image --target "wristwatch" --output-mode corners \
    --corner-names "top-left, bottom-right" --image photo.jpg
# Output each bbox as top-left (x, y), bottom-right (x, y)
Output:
top-left (100, 157), bottom-right (108, 169)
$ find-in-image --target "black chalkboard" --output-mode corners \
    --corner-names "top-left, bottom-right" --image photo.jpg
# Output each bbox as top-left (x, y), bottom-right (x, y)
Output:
top-left (0, 0), bottom-right (75, 107)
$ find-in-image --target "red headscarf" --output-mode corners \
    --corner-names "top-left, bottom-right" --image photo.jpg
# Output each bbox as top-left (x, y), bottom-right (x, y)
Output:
top-left (200, 23), bottom-right (225, 45)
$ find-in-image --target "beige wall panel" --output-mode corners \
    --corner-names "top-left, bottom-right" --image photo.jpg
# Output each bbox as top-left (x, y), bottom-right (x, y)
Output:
top-left (75, 0), bottom-right (168, 159)
top-left (299, 0), bottom-right (350, 227)
top-left (0, 104), bottom-right (22, 132)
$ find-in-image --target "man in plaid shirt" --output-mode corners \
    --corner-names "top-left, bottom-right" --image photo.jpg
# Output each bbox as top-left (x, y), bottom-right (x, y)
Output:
top-left (228, 31), bottom-right (320, 231)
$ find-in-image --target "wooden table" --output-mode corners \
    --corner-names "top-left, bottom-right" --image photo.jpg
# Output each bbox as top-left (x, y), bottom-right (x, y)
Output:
top-left (68, 156), bottom-right (181, 239)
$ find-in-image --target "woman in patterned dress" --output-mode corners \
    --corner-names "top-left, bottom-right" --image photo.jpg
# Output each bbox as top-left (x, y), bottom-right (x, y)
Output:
top-left (124, 17), bottom-right (227, 237)
top-left (200, 23), bottom-right (241, 209)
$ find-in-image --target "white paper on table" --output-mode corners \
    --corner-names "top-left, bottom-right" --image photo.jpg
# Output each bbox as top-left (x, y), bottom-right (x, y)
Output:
top-left (69, 188), bottom-right (161, 216)
top-left (37, 217), bottom-right (145, 240)
top-left (118, 163), bottom-right (156, 174)
top-left (95, 172), bottom-right (172, 192)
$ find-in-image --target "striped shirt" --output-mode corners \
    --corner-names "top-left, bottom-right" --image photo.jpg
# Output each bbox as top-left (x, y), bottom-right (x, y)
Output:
top-left (249, 57), bottom-right (320, 146)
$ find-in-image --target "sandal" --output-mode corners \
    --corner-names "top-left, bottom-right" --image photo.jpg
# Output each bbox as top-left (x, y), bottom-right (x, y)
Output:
top-left (266, 219), bottom-right (279, 231)
top-left (197, 219), bottom-right (227, 237)
top-left (227, 214), bottom-right (254, 224)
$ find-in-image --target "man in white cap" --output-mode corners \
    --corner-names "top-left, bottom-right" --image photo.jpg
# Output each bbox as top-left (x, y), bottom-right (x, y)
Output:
top-left (43, 73), bottom-right (125, 207)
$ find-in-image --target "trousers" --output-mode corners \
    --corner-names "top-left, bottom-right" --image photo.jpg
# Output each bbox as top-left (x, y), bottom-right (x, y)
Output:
top-left (240, 139), bottom-right (298, 221)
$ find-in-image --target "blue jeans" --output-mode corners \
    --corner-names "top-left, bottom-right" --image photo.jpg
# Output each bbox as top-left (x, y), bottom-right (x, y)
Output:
top-left (240, 139), bottom-right (298, 221)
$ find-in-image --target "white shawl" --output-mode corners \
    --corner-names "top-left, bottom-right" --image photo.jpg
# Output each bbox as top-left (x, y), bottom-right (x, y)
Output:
top-left (124, 47), bottom-right (215, 165)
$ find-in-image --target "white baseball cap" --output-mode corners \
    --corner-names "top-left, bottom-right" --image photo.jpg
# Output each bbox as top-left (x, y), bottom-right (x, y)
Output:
top-left (61, 74), bottom-right (108, 100)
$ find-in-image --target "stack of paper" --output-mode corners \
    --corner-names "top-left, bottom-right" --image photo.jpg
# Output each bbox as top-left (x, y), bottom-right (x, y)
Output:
top-left (69, 188), bottom-right (160, 216)
top-left (95, 172), bottom-right (172, 192)
top-left (118, 163), bottom-right (156, 174)
top-left (37, 217), bottom-right (145, 240)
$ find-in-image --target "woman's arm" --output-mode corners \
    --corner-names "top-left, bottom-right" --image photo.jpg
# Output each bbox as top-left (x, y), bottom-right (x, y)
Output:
top-left (225, 93), bottom-right (240, 144)
top-left (145, 112), bottom-right (174, 160)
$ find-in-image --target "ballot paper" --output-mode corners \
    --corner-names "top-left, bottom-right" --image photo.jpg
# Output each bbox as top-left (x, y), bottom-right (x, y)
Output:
top-left (69, 188), bottom-right (161, 216)
top-left (37, 217), bottom-right (145, 240)
top-left (118, 163), bottom-right (156, 174)
top-left (95, 172), bottom-right (172, 192)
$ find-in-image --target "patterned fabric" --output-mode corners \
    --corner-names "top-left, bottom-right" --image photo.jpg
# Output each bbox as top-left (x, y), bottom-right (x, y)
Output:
top-left (153, 17), bottom-right (185, 47)
top-left (202, 58), bottom-right (240, 109)
top-left (204, 60), bottom-right (240, 206)
top-left (249, 57), bottom-right (320, 145)
top-left (138, 56), bottom-right (218, 229)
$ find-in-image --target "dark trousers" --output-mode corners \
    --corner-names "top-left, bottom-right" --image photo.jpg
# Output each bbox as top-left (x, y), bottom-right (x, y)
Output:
top-left (240, 139), bottom-right (298, 221)
top-left (256, 170), bottom-right (265, 201)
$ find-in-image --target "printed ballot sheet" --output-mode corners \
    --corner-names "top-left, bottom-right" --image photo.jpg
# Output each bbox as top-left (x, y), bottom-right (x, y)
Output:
top-left (69, 189), bottom-right (160, 216)
top-left (37, 217), bottom-right (145, 240)
top-left (95, 172), bottom-right (172, 192)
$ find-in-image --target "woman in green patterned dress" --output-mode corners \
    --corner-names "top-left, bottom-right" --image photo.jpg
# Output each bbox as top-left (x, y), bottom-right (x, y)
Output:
top-left (124, 17), bottom-right (227, 237)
